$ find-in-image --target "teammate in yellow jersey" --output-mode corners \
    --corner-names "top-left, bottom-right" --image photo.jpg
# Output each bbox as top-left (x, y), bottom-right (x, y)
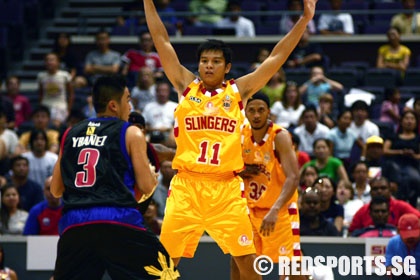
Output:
top-left (232, 92), bottom-right (304, 280)
top-left (143, 0), bottom-right (317, 278)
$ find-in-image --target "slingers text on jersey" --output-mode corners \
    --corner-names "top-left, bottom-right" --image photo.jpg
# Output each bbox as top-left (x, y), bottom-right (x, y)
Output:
top-left (184, 115), bottom-right (236, 133)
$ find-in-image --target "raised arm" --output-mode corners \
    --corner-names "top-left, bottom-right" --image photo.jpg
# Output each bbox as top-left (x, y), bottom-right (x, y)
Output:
top-left (236, 0), bottom-right (317, 102)
top-left (143, 0), bottom-right (195, 97)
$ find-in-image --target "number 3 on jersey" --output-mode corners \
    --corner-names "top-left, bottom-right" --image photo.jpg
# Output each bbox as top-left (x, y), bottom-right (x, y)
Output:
top-left (197, 141), bottom-right (221, 165)
top-left (248, 181), bottom-right (267, 200)
top-left (75, 148), bottom-right (100, 187)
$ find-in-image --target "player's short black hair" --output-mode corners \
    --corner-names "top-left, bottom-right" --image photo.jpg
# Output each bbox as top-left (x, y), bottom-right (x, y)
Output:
top-left (247, 92), bottom-right (270, 108)
top-left (92, 75), bottom-right (127, 113)
top-left (196, 39), bottom-right (232, 65)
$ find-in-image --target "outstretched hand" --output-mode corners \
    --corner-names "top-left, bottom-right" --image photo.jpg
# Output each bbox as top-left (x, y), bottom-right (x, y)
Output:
top-left (303, 0), bottom-right (317, 20)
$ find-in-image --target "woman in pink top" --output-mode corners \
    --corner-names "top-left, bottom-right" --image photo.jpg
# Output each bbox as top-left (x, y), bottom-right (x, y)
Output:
top-left (380, 87), bottom-right (401, 130)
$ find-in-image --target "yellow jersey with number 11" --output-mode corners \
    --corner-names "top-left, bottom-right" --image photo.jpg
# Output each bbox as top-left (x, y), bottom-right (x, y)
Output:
top-left (172, 78), bottom-right (245, 175)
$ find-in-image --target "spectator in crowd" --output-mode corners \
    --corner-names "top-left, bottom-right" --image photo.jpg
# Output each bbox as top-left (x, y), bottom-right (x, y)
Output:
top-left (349, 100), bottom-right (380, 152)
top-left (390, 0), bottom-right (420, 35)
top-left (188, 0), bottom-right (227, 26)
top-left (271, 81), bottom-right (305, 130)
top-left (336, 179), bottom-right (363, 234)
top-left (376, 27), bottom-right (411, 80)
top-left (291, 133), bottom-right (311, 169)
top-left (152, 160), bottom-right (176, 219)
top-left (37, 52), bottom-right (74, 129)
top-left (299, 165), bottom-right (319, 191)
top-left (155, 0), bottom-right (179, 31)
top-left (362, 136), bottom-right (393, 183)
top-left (143, 200), bottom-right (163, 235)
top-left (82, 93), bottom-right (96, 119)
top-left (298, 66), bottom-right (343, 108)
top-left (318, 93), bottom-right (336, 129)
top-left (249, 47), bottom-right (269, 71)
top-left (0, 244), bottom-right (18, 280)
top-left (5, 155), bottom-right (44, 212)
top-left (84, 30), bottom-right (121, 85)
top-left (280, 0), bottom-right (317, 35)
top-left (293, 107), bottom-right (330, 157)
top-left (312, 176), bottom-right (344, 233)
top-left (142, 80), bottom-right (178, 144)
top-left (303, 138), bottom-right (349, 183)
top-left (318, 0), bottom-right (354, 35)
top-left (351, 161), bottom-right (371, 204)
top-left (0, 185), bottom-right (28, 235)
top-left (216, 0), bottom-right (255, 37)
top-left (351, 196), bottom-right (398, 238)
top-left (404, 97), bottom-right (420, 133)
top-left (260, 68), bottom-right (286, 106)
top-left (299, 187), bottom-right (340, 236)
top-left (52, 32), bottom-right (87, 89)
top-left (327, 109), bottom-right (357, 170)
top-left (0, 111), bottom-right (19, 173)
top-left (21, 129), bottom-right (58, 188)
top-left (383, 110), bottom-right (420, 207)
top-left (5, 76), bottom-right (31, 129)
top-left (349, 176), bottom-right (420, 234)
top-left (286, 28), bottom-right (324, 69)
top-left (385, 213), bottom-right (420, 278)
top-left (23, 176), bottom-right (63, 235)
top-left (17, 105), bottom-right (60, 154)
top-left (0, 92), bottom-right (16, 131)
top-left (121, 31), bottom-right (164, 87)
top-left (380, 87), bottom-right (401, 131)
top-left (130, 66), bottom-right (157, 112)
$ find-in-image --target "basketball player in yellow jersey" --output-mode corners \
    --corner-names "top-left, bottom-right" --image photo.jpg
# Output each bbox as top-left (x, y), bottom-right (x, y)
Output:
top-left (232, 93), bottom-right (304, 280)
top-left (143, 0), bottom-right (317, 278)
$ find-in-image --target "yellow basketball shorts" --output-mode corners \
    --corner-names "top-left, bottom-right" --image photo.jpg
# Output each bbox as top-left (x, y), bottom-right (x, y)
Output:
top-left (250, 200), bottom-right (301, 262)
top-left (160, 172), bottom-right (256, 258)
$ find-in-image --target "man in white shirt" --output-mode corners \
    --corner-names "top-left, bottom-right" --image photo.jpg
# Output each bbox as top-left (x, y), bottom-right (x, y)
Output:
top-left (216, 0), bottom-right (255, 37)
top-left (349, 100), bottom-right (380, 148)
top-left (318, 0), bottom-right (354, 35)
top-left (293, 107), bottom-right (330, 157)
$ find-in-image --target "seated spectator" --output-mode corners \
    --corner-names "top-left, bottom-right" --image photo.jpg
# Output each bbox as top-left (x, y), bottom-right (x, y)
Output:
top-left (0, 185), bottom-right (28, 235)
top-left (285, 28), bottom-right (324, 69)
top-left (152, 160), bottom-right (176, 219)
top-left (380, 87), bottom-right (401, 131)
top-left (84, 30), bottom-right (121, 86)
top-left (83, 93), bottom-right (96, 119)
top-left (303, 138), bottom-right (349, 183)
top-left (390, 0), bottom-right (420, 35)
top-left (327, 110), bottom-right (357, 170)
top-left (376, 27), bottom-right (411, 80)
top-left (270, 81), bottom-right (305, 130)
top-left (336, 179), bottom-right (363, 234)
top-left (121, 31), bottom-right (164, 87)
top-left (291, 133), bottom-right (311, 169)
top-left (349, 100), bottom-right (380, 152)
top-left (318, 0), bottom-right (354, 35)
top-left (383, 110), bottom-right (420, 207)
top-left (143, 200), bottom-right (163, 235)
top-left (216, 0), bottom-right (255, 37)
top-left (5, 155), bottom-right (44, 212)
top-left (318, 93), bottom-right (336, 129)
top-left (188, 0), bottom-right (227, 26)
top-left (0, 111), bottom-right (19, 174)
top-left (0, 91), bottom-right (16, 131)
top-left (130, 66), bottom-right (157, 112)
top-left (37, 52), bottom-right (74, 128)
top-left (293, 107), bottom-right (330, 157)
top-left (0, 244), bottom-right (18, 280)
top-left (249, 47), bottom-right (269, 71)
top-left (5, 76), bottom-right (32, 129)
top-left (351, 196), bottom-right (398, 238)
top-left (385, 213), bottom-right (420, 278)
top-left (298, 66), bottom-right (343, 108)
top-left (299, 187), bottom-right (340, 236)
top-left (155, 0), bottom-right (179, 31)
top-left (17, 105), bottom-right (60, 154)
top-left (299, 165), bottom-right (319, 191)
top-left (142, 80), bottom-right (178, 145)
top-left (52, 32), bottom-right (87, 89)
top-left (21, 129), bottom-right (58, 188)
top-left (280, 0), bottom-right (316, 35)
top-left (349, 176), bottom-right (420, 234)
top-left (260, 68), bottom-right (286, 106)
top-left (23, 176), bottom-right (63, 235)
top-left (351, 161), bottom-right (371, 204)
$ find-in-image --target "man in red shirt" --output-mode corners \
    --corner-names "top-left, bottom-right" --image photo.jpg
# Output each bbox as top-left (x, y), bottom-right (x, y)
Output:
top-left (349, 176), bottom-right (420, 233)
